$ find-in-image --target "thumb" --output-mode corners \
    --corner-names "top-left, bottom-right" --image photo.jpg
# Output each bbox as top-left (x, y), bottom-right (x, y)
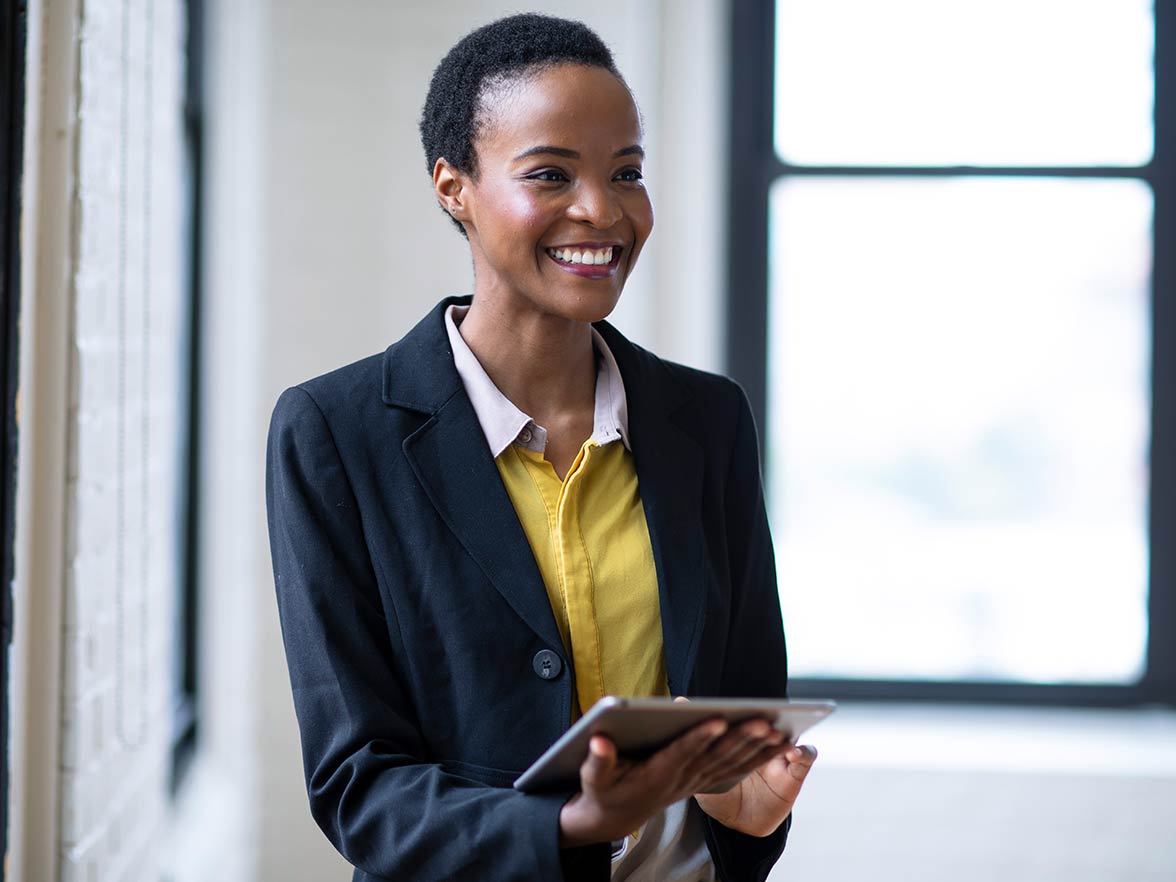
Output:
top-left (674, 695), bottom-right (690, 704)
top-left (581, 735), bottom-right (618, 791)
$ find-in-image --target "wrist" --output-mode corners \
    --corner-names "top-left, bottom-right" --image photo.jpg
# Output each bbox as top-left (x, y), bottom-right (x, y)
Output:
top-left (694, 788), bottom-right (740, 830)
top-left (558, 796), bottom-right (603, 848)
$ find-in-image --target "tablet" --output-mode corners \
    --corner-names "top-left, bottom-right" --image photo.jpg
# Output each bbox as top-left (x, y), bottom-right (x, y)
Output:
top-left (513, 696), bottom-right (835, 793)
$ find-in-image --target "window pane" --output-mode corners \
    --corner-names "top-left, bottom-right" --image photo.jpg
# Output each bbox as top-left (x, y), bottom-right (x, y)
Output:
top-left (774, 0), bottom-right (1154, 167)
top-left (767, 177), bottom-right (1151, 683)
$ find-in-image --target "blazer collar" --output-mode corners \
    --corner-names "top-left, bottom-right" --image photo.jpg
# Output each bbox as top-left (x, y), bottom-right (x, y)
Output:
top-left (386, 296), bottom-right (707, 697)
top-left (381, 294), bottom-right (691, 418)
top-left (381, 295), bottom-right (467, 413)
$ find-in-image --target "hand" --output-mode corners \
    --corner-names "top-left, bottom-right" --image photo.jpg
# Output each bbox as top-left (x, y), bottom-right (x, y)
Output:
top-left (690, 714), bottom-right (817, 836)
top-left (557, 714), bottom-right (788, 847)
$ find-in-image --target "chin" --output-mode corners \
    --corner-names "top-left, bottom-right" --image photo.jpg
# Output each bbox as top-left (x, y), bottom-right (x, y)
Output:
top-left (562, 293), bottom-right (622, 325)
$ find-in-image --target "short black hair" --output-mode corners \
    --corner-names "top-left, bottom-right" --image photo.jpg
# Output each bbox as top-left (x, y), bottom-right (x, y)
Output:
top-left (420, 13), bottom-right (625, 235)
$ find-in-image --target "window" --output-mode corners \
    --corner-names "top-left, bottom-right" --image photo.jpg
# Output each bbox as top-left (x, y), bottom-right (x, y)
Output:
top-left (728, 0), bottom-right (1176, 704)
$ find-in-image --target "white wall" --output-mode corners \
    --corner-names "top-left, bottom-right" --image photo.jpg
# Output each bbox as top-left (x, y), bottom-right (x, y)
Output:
top-left (12, 0), bottom-right (187, 879)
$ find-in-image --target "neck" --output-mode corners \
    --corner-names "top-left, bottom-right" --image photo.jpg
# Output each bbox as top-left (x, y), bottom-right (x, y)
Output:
top-left (457, 296), bottom-right (597, 425)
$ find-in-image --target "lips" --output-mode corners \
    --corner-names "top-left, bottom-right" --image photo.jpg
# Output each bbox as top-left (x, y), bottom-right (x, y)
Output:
top-left (544, 244), bottom-right (623, 279)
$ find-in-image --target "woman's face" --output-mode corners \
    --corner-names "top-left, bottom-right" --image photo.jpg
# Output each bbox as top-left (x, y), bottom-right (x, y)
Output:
top-left (448, 63), bottom-right (654, 325)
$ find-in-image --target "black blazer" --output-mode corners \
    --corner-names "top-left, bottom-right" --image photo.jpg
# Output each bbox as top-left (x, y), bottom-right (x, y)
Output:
top-left (265, 295), bottom-right (790, 882)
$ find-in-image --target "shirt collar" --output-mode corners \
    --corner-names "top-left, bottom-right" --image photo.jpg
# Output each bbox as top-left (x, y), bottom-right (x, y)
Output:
top-left (444, 303), bottom-right (630, 459)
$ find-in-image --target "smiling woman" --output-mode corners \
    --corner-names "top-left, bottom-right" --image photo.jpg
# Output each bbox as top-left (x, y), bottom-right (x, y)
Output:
top-left (265, 12), bottom-right (814, 882)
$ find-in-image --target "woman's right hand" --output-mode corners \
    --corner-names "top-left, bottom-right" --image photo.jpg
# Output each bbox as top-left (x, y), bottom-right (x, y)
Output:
top-left (557, 715), bottom-right (789, 847)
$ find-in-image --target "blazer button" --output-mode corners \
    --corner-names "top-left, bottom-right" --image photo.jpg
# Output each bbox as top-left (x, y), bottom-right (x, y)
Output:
top-left (532, 649), bottom-right (563, 680)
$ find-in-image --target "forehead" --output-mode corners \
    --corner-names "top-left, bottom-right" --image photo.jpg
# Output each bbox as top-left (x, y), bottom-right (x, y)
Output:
top-left (476, 64), bottom-right (642, 159)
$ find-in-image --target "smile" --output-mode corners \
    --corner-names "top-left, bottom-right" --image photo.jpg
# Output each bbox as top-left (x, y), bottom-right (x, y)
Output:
top-left (544, 245), bottom-right (622, 279)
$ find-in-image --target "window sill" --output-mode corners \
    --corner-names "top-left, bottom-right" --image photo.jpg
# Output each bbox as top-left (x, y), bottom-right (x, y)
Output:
top-left (806, 702), bottom-right (1176, 777)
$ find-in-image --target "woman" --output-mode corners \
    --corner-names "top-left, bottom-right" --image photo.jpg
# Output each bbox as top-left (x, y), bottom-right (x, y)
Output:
top-left (266, 13), bottom-right (816, 882)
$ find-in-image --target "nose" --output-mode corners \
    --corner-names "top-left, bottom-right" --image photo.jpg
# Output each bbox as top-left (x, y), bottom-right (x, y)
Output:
top-left (567, 180), bottom-right (622, 229)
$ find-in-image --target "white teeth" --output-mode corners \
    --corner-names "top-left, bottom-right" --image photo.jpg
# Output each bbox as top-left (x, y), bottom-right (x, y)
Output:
top-left (548, 246), bottom-right (615, 266)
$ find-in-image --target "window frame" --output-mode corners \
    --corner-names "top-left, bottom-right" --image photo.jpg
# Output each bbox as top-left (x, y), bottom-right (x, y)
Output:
top-left (1, 0), bottom-right (28, 870)
top-left (727, 0), bottom-right (1176, 707)
top-left (171, 0), bottom-right (204, 793)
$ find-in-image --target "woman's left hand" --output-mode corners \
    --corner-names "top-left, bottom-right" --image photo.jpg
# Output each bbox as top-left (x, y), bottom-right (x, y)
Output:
top-left (694, 740), bottom-right (817, 836)
top-left (676, 698), bottom-right (818, 837)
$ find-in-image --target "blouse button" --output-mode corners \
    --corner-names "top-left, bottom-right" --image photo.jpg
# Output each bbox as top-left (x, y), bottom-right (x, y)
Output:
top-left (532, 649), bottom-right (563, 680)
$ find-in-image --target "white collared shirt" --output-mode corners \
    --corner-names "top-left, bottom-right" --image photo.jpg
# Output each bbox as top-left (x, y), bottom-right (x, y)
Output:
top-left (444, 304), bottom-right (629, 457)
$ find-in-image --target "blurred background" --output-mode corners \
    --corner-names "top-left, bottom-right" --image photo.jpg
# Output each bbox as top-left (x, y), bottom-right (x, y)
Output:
top-left (4, 0), bottom-right (1175, 879)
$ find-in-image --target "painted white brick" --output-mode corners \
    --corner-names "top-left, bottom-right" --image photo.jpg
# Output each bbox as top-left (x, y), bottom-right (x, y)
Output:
top-left (58, 0), bottom-right (186, 878)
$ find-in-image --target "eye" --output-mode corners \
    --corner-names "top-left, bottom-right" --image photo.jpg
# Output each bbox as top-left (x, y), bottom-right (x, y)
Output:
top-left (526, 169), bottom-right (568, 183)
top-left (615, 167), bottom-right (644, 183)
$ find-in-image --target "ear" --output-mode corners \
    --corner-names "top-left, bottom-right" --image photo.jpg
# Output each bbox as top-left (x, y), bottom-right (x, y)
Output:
top-left (433, 158), bottom-right (471, 222)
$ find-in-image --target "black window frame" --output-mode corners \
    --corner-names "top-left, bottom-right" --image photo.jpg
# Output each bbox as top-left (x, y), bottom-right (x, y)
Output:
top-left (1, 0), bottom-right (27, 873)
top-left (727, 0), bottom-right (1176, 707)
top-left (171, 0), bottom-right (204, 793)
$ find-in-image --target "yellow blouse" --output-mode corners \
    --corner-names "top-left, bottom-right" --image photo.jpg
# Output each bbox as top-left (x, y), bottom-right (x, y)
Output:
top-left (496, 439), bottom-right (668, 720)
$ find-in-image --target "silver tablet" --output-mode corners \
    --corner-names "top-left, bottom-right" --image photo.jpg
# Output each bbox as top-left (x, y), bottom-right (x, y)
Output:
top-left (513, 696), bottom-right (835, 793)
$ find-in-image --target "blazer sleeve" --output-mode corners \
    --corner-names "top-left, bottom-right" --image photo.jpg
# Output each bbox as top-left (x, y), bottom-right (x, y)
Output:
top-left (719, 383), bottom-right (789, 699)
top-left (265, 386), bottom-right (604, 882)
top-left (702, 382), bottom-right (792, 882)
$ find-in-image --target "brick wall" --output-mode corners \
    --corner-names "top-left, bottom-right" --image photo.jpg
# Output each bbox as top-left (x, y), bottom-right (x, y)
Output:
top-left (58, 0), bottom-right (185, 878)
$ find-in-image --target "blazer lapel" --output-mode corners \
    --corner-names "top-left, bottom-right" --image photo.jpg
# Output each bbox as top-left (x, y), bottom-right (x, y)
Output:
top-left (383, 298), bottom-right (710, 692)
top-left (597, 323), bottom-right (709, 698)
top-left (384, 297), bottom-right (565, 653)
top-left (402, 397), bottom-right (566, 652)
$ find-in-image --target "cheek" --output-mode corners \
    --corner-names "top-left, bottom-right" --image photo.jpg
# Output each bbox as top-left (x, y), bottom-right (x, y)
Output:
top-left (485, 184), bottom-right (550, 243)
top-left (639, 196), bottom-right (654, 238)
top-left (630, 192), bottom-right (655, 242)
top-left (625, 190), bottom-right (653, 239)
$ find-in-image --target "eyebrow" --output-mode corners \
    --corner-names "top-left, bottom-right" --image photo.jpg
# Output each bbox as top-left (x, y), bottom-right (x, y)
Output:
top-left (512, 144), bottom-right (645, 161)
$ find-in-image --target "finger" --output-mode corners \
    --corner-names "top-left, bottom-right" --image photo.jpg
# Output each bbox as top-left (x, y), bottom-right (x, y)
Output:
top-left (690, 719), bottom-right (776, 778)
top-left (738, 740), bottom-right (794, 778)
top-left (580, 735), bottom-right (619, 792)
top-left (674, 695), bottom-right (690, 704)
top-left (694, 737), bottom-right (788, 791)
top-left (785, 744), bottom-right (818, 780)
top-left (692, 742), bottom-right (789, 796)
top-left (728, 717), bottom-right (781, 746)
top-left (647, 717), bottom-right (727, 780)
top-left (708, 729), bottom-right (772, 773)
top-left (788, 744), bottom-right (818, 765)
top-left (751, 744), bottom-right (818, 803)
top-left (684, 716), bottom-right (728, 744)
